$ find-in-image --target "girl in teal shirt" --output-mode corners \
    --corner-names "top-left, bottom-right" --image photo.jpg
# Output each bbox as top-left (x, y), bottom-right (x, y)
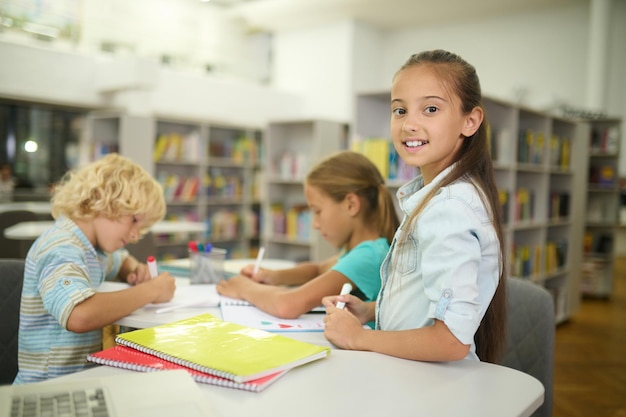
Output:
top-left (217, 150), bottom-right (399, 319)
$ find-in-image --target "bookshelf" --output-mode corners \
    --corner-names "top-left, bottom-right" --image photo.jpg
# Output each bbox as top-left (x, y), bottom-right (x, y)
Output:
top-left (83, 112), bottom-right (263, 260)
top-left (582, 119), bottom-right (622, 298)
top-left (352, 91), bottom-right (587, 323)
top-left (262, 119), bottom-right (348, 263)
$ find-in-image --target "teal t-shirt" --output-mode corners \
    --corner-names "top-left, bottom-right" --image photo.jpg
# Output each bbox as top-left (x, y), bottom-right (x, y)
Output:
top-left (331, 237), bottom-right (390, 301)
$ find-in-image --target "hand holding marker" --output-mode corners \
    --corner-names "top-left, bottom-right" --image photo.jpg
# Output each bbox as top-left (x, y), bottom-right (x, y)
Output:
top-left (335, 282), bottom-right (353, 309)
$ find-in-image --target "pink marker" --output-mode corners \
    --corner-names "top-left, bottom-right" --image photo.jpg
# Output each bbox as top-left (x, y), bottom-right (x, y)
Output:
top-left (147, 256), bottom-right (158, 278)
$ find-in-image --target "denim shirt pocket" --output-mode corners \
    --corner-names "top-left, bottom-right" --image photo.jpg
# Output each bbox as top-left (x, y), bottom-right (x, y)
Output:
top-left (396, 234), bottom-right (418, 275)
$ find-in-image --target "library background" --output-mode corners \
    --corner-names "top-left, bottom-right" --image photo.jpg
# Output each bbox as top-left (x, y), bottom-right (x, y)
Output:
top-left (1, 1), bottom-right (625, 330)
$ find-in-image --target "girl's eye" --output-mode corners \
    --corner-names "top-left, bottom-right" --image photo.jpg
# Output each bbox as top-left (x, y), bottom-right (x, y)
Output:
top-left (392, 108), bottom-right (406, 116)
top-left (424, 106), bottom-right (438, 114)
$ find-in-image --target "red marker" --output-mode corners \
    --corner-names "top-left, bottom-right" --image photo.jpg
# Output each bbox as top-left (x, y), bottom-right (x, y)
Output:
top-left (147, 256), bottom-right (158, 278)
top-left (188, 241), bottom-right (199, 253)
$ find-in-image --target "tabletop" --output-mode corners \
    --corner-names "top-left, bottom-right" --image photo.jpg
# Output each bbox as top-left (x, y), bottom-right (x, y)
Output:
top-left (96, 280), bottom-right (543, 417)
top-left (3, 220), bottom-right (207, 240)
top-left (61, 341), bottom-right (543, 417)
top-left (0, 201), bottom-right (51, 214)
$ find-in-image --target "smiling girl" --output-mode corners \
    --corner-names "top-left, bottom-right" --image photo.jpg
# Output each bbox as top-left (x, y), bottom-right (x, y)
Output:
top-left (323, 50), bottom-right (507, 363)
top-left (14, 153), bottom-right (176, 383)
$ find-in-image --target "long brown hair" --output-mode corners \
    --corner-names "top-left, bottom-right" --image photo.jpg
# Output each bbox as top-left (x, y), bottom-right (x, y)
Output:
top-left (394, 50), bottom-right (507, 363)
top-left (306, 150), bottom-right (400, 245)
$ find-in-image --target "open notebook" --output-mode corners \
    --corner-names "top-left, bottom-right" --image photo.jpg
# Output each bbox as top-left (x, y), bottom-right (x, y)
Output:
top-left (220, 299), bottom-right (326, 332)
top-left (0, 370), bottom-right (215, 417)
top-left (98, 281), bottom-right (220, 313)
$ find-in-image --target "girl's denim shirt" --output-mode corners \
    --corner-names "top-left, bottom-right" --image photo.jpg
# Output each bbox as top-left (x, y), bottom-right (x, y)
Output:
top-left (376, 166), bottom-right (500, 360)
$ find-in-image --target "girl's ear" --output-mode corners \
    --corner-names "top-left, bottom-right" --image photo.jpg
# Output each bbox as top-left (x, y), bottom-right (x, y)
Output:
top-left (345, 192), bottom-right (361, 216)
top-left (461, 106), bottom-right (484, 138)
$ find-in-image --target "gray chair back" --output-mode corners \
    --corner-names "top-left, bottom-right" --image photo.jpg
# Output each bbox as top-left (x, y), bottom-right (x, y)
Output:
top-left (501, 278), bottom-right (555, 417)
top-left (0, 258), bottom-right (25, 384)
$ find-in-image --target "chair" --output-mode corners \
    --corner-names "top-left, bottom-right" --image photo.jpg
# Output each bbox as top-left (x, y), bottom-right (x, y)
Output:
top-left (125, 231), bottom-right (158, 263)
top-left (0, 210), bottom-right (40, 258)
top-left (0, 258), bottom-right (25, 384)
top-left (501, 278), bottom-right (555, 417)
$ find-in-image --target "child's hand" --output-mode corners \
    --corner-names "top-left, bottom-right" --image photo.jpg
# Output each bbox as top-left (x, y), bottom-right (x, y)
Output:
top-left (240, 264), bottom-right (273, 284)
top-left (148, 272), bottom-right (176, 303)
top-left (126, 263), bottom-right (152, 285)
top-left (216, 275), bottom-right (251, 300)
top-left (322, 294), bottom-right (369, 322)
top-left (322, 295), bottom-right (367, 349)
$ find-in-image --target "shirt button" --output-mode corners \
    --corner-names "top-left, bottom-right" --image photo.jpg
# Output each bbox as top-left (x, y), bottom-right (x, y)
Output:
top-left (63, 280), bottom-right (70, 285)
top-left (444, 290), bottom-right (451, 298)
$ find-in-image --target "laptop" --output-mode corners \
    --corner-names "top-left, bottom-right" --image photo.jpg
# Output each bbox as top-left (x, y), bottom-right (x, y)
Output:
top-left (0, 370), bottom-right (216, 417)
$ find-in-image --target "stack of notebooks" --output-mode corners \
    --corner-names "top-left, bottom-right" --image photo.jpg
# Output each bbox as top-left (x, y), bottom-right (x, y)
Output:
top-left (88, 313), bottom-right (330, 392)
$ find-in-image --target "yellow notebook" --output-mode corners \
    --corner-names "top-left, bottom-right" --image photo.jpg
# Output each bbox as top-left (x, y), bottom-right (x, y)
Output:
top-left (114, 313), bottom-right (330, 383)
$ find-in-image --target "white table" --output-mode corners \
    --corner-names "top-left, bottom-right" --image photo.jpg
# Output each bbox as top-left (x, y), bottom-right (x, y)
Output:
top-left (33, 258), bottom-right (545, 416)
top-left (82, 269), bottom-right (545, 417)
top-left (3, 220), bottom-right (207, 240)
top-left (0, 201), bottom-right (51, 214)
top-left (162, 257), bottom-right (296, 277)
top-left (61, 338), bottom-right (543, 417)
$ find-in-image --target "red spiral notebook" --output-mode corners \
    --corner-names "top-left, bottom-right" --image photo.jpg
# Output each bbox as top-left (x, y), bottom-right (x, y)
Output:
top-left (87, 345), bottom-right (286, 393)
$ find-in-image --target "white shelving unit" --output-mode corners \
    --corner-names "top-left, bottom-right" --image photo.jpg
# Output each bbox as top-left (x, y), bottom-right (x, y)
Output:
top-left (353, 91), bottom-right (587, 323)
top-left (262, 119), bottom-right (348, 263)
top-left (582, 118), bottom-right (622, 298)
top-left (83, 112), bottom-right (263, 260)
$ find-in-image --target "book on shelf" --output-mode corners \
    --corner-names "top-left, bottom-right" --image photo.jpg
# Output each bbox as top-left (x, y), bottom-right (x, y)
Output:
top-left (87, 345), bottom-right (286, 392)
top-left (517, 129), bottom-right (545, 165)
top-left (590, 126), bottom-right (620, 154)
top-left (286, 205), bottom-right (310, 240)
top-left (514, 188), bottom-right (535, 222)
top-left (549, 134), bottom-right (571, 169)
top-left (549, 191), bottom-right (570, 219)
top-left (351, 137), bottom-right (390, 179)
top-left (511, 243), bottom-right (543, 278)
top-left (154, 131), bottom-right (201, 162)
top-left (498, 189), bottom-right (510, 224)
top-left (114, 313), bottom-right (330, 383)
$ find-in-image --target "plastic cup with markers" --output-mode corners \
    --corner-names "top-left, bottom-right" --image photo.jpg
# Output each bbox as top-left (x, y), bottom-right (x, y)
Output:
top-left (188, 241), bottom-right (227, 284)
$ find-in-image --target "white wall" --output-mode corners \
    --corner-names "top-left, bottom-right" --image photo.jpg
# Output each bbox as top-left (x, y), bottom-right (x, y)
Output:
top-left (271, 21), bottom-right (354, 121)
top-left (0, 40), bottom-right (303, 127)
top-left (381, 4), bottom-right (590, 111)
top-left (78, 0), bottom-right (248, 77)
top-left (606, 0), bottom-right (626, 173)
top-left (351, 22), bottom-right (386, 93)
top-left (271, 3), bottom-right (594, 116)
top-left (0, 42), bottom-right (103, 106)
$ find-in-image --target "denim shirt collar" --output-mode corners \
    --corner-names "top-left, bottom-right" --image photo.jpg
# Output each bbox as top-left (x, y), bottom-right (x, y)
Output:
top-left (395, 164), bottom-right (456, 216)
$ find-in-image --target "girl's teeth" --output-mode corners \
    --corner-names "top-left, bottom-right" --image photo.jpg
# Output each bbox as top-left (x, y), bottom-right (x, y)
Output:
top-left (406, 140), bottom-right (426, 147)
